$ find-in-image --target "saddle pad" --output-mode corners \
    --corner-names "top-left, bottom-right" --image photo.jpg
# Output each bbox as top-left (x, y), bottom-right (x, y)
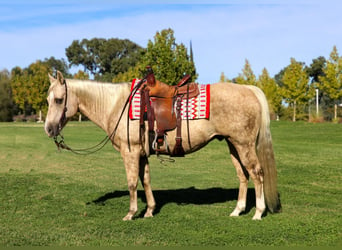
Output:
top-left (129, 79), bottom-right (210, 120)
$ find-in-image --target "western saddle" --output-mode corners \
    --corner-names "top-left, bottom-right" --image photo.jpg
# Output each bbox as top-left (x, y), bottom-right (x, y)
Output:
top-left (139, 67), bottom-right (199, 157)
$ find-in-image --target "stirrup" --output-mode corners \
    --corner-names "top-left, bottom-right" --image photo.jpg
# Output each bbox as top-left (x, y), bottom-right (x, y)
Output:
top-left (152, 133), bottom-right (170, 154)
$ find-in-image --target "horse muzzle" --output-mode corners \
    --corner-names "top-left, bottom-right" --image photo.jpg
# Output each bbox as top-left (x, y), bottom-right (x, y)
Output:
top-left (45, 122), bottom-right (61, 138)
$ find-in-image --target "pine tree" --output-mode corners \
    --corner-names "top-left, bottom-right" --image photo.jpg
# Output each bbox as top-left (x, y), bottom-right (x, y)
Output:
top-left (235, 59), bottom-right (257, 85)
top-left (219, 72), bottom-right (230, 82)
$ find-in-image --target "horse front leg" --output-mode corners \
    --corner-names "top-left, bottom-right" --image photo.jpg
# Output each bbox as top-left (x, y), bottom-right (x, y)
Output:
top-left (139, 156), bottom-right (156, 218)
top-left (121, 149), bottom-right (140, 221)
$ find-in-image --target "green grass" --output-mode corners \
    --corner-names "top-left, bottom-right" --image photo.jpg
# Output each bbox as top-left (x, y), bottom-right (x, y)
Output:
top-left (0, 121), bottom-right (341, 246)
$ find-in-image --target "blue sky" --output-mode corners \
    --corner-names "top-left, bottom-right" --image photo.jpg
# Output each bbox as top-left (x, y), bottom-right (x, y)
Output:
top-left (1, 0), bottom-right (342, 83)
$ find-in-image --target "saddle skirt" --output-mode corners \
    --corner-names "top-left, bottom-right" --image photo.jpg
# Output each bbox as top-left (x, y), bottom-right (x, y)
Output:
top-left (129, 79), bottom-right (210, 120)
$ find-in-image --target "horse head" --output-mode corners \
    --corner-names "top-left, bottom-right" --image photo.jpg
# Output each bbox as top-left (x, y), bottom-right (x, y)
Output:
top-left (44, 71), bottom-right (78, 138)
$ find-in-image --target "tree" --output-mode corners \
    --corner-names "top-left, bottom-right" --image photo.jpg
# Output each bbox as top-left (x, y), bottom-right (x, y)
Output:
top-left (257, 68), bottom-right (282, 119)
top-left (306, 56), bottom-right (326, 84)
top-left (11, 61), bottom-right (51, 121)
top-left (318, 46), bottom-right (342, 121)
top-left (0, 69), bottom-right (13, 121)
top-left (27, 61), bottom-right (50, 120)
top-left (112, 66), bottom-right (140, 83)
top-left (66, 38), bottom-right (144, 81)
top-left (219, 72), bottom-right (230, 82)
top-left (11, 66), bottom-right (29, 115)
top-left (11, 58), bottom-right (67, 120)
top-left (114, 29), bottom-right (197, 85)
top-left (235, 59), bottom-right (257, 85)
top-left (281, 58), bottom-right (313, 121)
top-left (44, 56), bottom-right (70, 77)
top-left (73, 70), bottom-right (89, 80)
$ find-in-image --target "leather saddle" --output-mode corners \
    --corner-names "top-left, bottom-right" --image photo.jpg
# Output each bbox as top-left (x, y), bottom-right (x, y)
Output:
top-left (140, 68), bottom-right (199, 156)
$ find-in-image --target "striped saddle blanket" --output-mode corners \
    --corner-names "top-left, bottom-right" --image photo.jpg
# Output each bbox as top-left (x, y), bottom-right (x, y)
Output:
top-left (129, 78), bottom-right (210, 120)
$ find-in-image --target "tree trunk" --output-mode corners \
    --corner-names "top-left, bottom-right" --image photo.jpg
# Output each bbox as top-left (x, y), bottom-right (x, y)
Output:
top-left (293, 101), bottom-right (296, 122)
top-left (38, 110), bottom-right (42, 123)
top-left (334, 103), bottom-right (337, 121)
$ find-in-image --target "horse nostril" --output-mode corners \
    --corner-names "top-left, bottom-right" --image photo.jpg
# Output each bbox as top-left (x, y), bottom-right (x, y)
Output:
top-left (45, 124), bottom-right (54, 137)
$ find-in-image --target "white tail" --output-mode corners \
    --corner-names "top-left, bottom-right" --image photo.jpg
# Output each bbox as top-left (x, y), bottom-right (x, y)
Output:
top-left (246, 86), bottom-right (281, 213)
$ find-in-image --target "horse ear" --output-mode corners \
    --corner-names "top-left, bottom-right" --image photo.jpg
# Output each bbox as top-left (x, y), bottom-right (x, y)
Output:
top-left (48, 73), bottom-right (55, 83)
top-left (146, 66), bottom-right (155, 87)
top-left (56, 71), bottom-right (65, 85)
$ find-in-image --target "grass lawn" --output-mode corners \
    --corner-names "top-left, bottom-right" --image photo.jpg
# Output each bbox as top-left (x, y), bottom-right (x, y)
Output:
top-left (0, 121), bottom-right (341, 246)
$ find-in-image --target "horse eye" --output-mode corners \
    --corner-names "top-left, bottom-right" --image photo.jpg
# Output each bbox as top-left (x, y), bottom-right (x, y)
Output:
top-left (55, 98), bottom-right (64, 104)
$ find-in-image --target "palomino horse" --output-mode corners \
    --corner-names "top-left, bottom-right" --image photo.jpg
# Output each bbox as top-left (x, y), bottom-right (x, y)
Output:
top-left (45, 71), bottom-right (281, 220)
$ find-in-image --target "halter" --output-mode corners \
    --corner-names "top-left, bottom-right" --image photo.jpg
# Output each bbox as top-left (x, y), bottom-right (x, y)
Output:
top-left (53, 79), bottom-right (68, 149)
top-left (59, 79), bottom-right (68, 132)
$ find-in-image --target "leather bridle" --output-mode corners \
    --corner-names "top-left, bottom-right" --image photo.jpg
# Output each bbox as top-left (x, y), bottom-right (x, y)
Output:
top-left (58, 79), bottom-right (68, 133)
top-left (53, 79), bottom-right (68, 149)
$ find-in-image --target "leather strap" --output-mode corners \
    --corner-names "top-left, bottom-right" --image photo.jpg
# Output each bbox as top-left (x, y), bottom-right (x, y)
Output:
top-left (177, 74), bottom-right (191, 87)
top-left (172, 95), bottom-right (185, 157)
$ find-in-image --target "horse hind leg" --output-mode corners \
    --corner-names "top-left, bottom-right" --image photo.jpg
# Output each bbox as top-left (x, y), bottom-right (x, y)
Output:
top-left (227, 140), bottom-right (249, 217)
top-left (240, 144), bottom-right (266, 220)
top-left (230, 141), bottom-right (266, 220)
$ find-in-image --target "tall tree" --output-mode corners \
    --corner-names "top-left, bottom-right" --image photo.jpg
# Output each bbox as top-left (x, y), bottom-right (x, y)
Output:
top-left (257, 68), bottom-right (282, 119)
top-left (10, 58), bottom-right (67, 120)
top-left (219, 72), bottom-right (230, 82)
top-left (0, 69), bottom-right (13, 121)
top-left (11, 66), bottom-right (29, 115)
top-left (318, 46), bottom-right (342, 121)
top-left (281, 58), bottom-right (313, 121)
top-left (235, 59), bottom-right (257, 85)
top-left (113, 29), bottom-right (197, 84)
top-left (26, 61), bottom-right (50, 120)
top-left (306, 56), bottom-right (326, 84)
top-left (66, 38), bottom-right (144, 81)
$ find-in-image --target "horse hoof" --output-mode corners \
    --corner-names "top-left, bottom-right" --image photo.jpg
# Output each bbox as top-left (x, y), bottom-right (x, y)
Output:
top-left (230, 207), bottom-right (244, 217)
top-left (252, 215), bottom-right (262, 220)
top-left (122, 214), bottom-right (133, 221)
top-left (144, 212), bottom-right (154, 218)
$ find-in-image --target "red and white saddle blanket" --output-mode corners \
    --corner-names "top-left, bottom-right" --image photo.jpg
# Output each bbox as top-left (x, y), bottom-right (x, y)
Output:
top-left (129, 79), bottom-right (210, 120)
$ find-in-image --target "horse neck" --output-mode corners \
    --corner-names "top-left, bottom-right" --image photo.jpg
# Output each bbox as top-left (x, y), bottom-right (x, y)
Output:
top-left (67, 79), bottom-right (130, 134)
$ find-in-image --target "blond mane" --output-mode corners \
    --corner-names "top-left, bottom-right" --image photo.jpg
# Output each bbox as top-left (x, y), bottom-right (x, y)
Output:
top-left (66, 79), bottom-right (131, 131)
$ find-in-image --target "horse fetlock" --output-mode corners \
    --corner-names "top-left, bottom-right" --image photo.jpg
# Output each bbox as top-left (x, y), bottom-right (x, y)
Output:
top-left (252, 209), bottom-right (264, 220)
top-left (144, 210), bottom-right (154, 218)
top-left (230, 204), bottom-right (245, 217)
top-left (144, 203), bottom-right (155, 217)
top-left (122, 209), bottom-right (137, 221)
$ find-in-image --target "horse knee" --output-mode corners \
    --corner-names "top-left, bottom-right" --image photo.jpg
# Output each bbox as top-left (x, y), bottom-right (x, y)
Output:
top-left (128, 182), bottom-right (138, 192)
top-left (252, 166), bottom-right (264, 181)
